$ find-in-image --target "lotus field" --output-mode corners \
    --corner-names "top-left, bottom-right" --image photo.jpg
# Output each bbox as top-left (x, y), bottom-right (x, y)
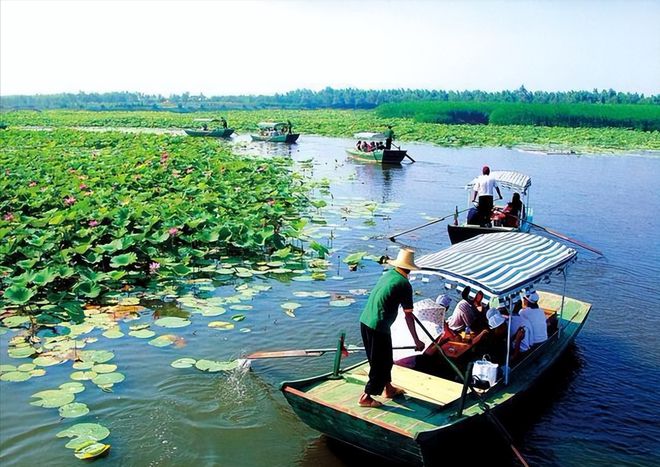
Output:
top-left (0, 129), bottom-right (312, 322)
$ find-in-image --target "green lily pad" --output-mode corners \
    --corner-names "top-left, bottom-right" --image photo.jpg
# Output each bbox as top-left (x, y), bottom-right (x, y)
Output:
top-left (92, 364), bottom-right (117, 374)
top-left (74, 442), bottom-right (111, 459)
top-left (231, 314), bottom-right (246, 322)
top-left (33, 355), bottom-right (65, 367)
top-left (154, 317), bottom-right (191, 328)
top-left (208, 321), bottom-right (234, 330)
top-left (310, 291), bottom-right (332, 298)
top-left (30, 389), bottom-right (75, 408)
top-left (329, 299), bottom-right (355, 307)
top-left (292, 291), bottom-right (312, 298)
top-left (57, 423), bottom-right (110, 441)
top-left (291, 275), bottom-right (314, 282)
top-left (216, 268), bottom-right (235, 275)
top-left (2, 315), bottom-right (30, 327)
top-left (283, 309), bottom-right (296, 318)
top-left (239, 328), bottom-right (251, 333)
top-left (72, 361), bottom-right (95, 370)
top-left (0, 371), bottom-right (31, 382)
top-left (102, 328), bottom-right (124, 339)
top-left (171, 358), bottom-right (196, 368)
top-left (200, 307), bottom-right (226, 317)
top-left (29, 369), bottom-right (46, 377)
top-left (148, 335), bottom-right (177, 347)
top-left (229, 304), bottom-right (253, 311)
top-left (59, 402), bottom-right (90, 418)
top-left (70, 371), bottom-right (97, 381)
top-left (8, 346), bottom-right (37, 359)
top-left (281, 302), bottom-right (302, 310)
top-left (194, 359), bottom-right (238, 372)
top-left (79, 350), bottom-right (114, 363)
top-left (92, 372), bottom-right (125, 385)
top-left (59, 382), bottom-right (85, 394)
top-left (128, 329), bottom-right (156, 338)
top-left (17, 363), bottom-right (36, 372)
top-left (118, 297), bottom-right (140, 306)
top-left (0, 364), bottom-right (17, 372)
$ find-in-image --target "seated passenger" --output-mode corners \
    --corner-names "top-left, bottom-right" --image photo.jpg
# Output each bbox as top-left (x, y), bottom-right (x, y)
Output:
top-left (360, 141), bottom-right (369, 151)
top-left (466, 207), bottom-right (480, 225)
top-left (470, 290), bottom-right (490, 333)
top-left (356, 140), bottom-right (362, 150)
top-left (520, 290), bottom-right (548, 345)
top-left (472, 308), bottom-right (509, 364)
top-left (501, 192), bottom-right (523, 228)
top-left (509, 305), bottom-right (534, 361)
top-left (447, 286), bottom-right (477, 332)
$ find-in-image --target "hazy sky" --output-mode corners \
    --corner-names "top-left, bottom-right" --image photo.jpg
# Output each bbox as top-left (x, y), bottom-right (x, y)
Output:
top-left (1, 0), bottom-right (659, 96)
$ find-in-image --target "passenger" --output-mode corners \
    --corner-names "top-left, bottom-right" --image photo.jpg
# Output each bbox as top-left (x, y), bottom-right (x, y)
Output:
top-left (470, 290), bottom-right (490, 333)
top-left (520, 291), bottom-right (548, 345)
top-left (473, 308), bottom-right (509, 364)
top-left (466, 206), bottom-right (480, 225)
top-left (376, 141), bottom-right (385, 150)
top-left (472, 166), bottom-right (503, 227)
top-left (447, 286), bottom-right (477, 332)
top-left (499, 192), bottom-right (523, 227)
top-left (356, 140), bottom-right (362, 150)
top-left (360, 141), bottom-right (369, 151)
top-left (202, 124), bottom-right (209, 131)
top-left (509, 302), bottom-right (534, 361)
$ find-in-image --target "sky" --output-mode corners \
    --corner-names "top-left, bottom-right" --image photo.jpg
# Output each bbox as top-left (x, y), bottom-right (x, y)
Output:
top-left (1, 0), bottom-right (659, 97)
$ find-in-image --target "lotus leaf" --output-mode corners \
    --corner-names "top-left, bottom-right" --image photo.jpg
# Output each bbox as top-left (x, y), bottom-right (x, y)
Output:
top-left (129, 323), bottom-right (150, 331)
top-left (1, 371), bottom-right (31, 382)
top-left (293, 291), bottom-right (312, 297)
top-left (17, 363), bottom-right (36, 372)
top-left (59, 402), bottom-right (90, 418)
top-left (239, 328), bottom-right (251, 333)
top-left (208, 321), bottom-right (234, 330)
top-left (194, 359), bottom-right (238, 372)
top-left (154, 317), bottom-right (191, 328)
top-left (284, 309), bottom-right (296, 318)
top-left (269, 268), bottom-right (292, 274)
top-left (60, 382), bottom-right (85, 393)
top-left (102, 328), bottom-right (124, 339)
top-left (0, 364), bottom-right (17, 372)
top-left (33, 356), bottom-right (65, 367)
top-left (266, 261), bottom-right (284, 267)
top-left (129, 329), bottom-right (156, 338)
top-left (72, 361), bottom-right (95, 370)
top-left (310, 291), bottom-right (331, 298)
top-left (148, 335), bottom-right (177, 347)
top-left (229, 304), bottom-right (252, 311)
top-left (201, 307), bottom-right (226, 317)
top-left (8, 346), bottom-right (37, 358)
top-left (329, 299), bottom-right (355, 307)
top-left (171, 358), bottom-right (197, 368)
top-left (109, 252), bottom-right (137, 268)
top-left (29, 369), bottom-right (46, 377)
top-left (74, 442), bottom-right (111, 460)
top-left (281, 302), bottom-right (302, 310)
top-left (30, 389), bottom-right (75, 408)
top-left (4, 286), bottom-right (36, 305)
top-left (92, 372), bottom-right (125, 385)
top-left (216, 268), bottom-right (235, 275)
top-left (57, 423), bottom-right (110, 441)
top-left (71, 371), bottom-right (98, 381)
top-left (231, 314), bottom-right (246, 322)
top-left (118, 297), bottom-right (140, 306)
top-left (291, 275), bottom-right (313, 282)
top-left (79, 350), bottom-right (114, 363)
top-left (92, 364), bottom-right (117, 373)
top-left (349, 289), bottom-right (369, 295)
top-left (2, 315), bottom-right (30, 327)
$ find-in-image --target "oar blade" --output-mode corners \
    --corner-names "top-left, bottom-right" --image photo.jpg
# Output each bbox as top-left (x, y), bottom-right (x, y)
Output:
top-left (245, 349), bottom-right (324, 359)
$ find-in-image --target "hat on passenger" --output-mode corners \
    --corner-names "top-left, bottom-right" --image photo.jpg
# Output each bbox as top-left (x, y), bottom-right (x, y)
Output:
top-left (482, 165), bottom-right (490, 175)
top-left (387, 248), bottom-right (419, 270)
top-left (524, 290), bottom-right (539, 304)
top-left (435, 294), bottom-right (452, 308)
top-left (487, 309), bottom-right (506, 329)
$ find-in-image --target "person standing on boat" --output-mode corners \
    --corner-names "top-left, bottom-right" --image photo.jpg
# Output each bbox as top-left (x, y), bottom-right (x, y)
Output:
top-left (220, 117), bottom-right (228, 128)
top-left (472, 166), bottom-right (503, 227)
top-left (287, 120), bottom-right (293, 134)
top-left (384, 125), bottom-right (394, 149)
top-left (520, 291), bottom-right (548, 345)
top-left (358, 248), bottom-right (425, 408)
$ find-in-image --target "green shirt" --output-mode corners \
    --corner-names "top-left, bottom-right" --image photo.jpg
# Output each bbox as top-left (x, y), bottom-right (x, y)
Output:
top-left (384, 128), bottom-right (394, 139)
top-left (359, 269), bottom-right (413, 333)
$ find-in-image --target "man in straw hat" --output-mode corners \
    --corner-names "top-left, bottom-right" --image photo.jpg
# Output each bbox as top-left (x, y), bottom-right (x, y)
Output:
top-left (358, 248), bottom-right (425, 408)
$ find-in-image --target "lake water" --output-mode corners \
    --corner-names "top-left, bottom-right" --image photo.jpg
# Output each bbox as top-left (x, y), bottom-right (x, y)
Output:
top-left (1, 135), bottom-right (659, 466)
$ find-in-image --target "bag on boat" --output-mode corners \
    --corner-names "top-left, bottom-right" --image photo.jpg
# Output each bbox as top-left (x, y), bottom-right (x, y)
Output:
top-left (472, 355), bottom-right (498, 387)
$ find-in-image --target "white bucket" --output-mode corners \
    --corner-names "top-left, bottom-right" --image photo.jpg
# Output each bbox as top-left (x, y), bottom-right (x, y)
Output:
top-left (472, 358), bottom-right (499, 387)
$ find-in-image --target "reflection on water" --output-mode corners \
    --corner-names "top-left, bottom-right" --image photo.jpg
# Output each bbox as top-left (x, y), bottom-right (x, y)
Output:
top-left (1, 135), bottom-right (660, 467)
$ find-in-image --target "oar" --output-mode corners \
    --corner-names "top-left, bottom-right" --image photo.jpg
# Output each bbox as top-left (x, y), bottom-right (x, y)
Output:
top-left (388, 207), bottom-right (471, 241)
top-left (530, 222), bottom-right (603, 256)
top-left (389, 141), bottom-right (416, 163)
top-left (245, 345), bottom-right (416, 360)
top-left (411, 314), bottom-right (529, 467)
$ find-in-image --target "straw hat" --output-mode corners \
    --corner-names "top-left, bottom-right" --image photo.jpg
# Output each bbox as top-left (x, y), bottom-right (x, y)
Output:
top-left (387, 248), bottom-right (419, 270)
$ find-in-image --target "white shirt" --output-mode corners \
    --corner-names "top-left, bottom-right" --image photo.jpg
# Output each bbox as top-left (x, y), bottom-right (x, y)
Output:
top-left (509, 315), bottom-right (533, 352)
top-left (520, 306), bottom-right (548, 344)
top-left (473, 174), bottom-right (499, 197)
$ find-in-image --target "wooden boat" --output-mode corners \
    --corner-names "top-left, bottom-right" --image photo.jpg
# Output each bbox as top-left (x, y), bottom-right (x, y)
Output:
top-left (346, 132), bottom-right (411, 164)
top-left (250, 121), bottom-right (299, 143)
top-left (184, 118), bottom-right (234, 138)
top-left (447, 171), bottom-right (533, 244)
top-left (282, 233), bottom-right (591, 465)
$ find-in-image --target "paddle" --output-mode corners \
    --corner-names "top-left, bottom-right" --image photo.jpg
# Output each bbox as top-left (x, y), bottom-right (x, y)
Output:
top-left (529, 221), bottom-right (603, 256)
top-left (245, 345), bottom-right (416, 360)
top-left (411, 314), bottom-right (530, 467)
top-left (388, 207), bottom-right (471, 241)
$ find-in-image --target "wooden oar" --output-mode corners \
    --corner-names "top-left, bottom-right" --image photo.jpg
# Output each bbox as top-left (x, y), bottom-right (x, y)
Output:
top-left (530, 222), bottom-right (603, 256)
top-left (388, 207), bottom-right (471, 241)
top-left (245, 345), bottom-right (416, 360)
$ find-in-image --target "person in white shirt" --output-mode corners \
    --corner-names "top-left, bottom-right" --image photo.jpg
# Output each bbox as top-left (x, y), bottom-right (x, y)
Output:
top-left (520, 291), bottom-right (548, 345)
top-left (472, 166), bottom-right (503, 226)
top-left (509, 308), bottom-right (534, 360)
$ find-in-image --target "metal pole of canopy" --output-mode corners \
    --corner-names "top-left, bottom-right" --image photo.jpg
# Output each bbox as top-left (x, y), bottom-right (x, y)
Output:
top-left (504, 295), bottom-right (512, 385)
top-left (559, 269), bottom-right (567, 338)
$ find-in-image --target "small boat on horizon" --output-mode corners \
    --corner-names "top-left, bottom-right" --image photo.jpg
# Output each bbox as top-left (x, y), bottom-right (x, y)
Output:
top-left (346, 131), bottom-right (412, 165)
top-left (184, 118), bottom-right (234, 138)
top-left (250, 121), bottom-right (299, 143)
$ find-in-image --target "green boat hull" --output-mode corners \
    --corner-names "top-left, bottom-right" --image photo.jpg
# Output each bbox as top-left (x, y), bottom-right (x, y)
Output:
top-left (250, 133), bottom-right (300, 143)
top-left (184, 128), bottom-right (234, 138)
top-left (345, 148), bottom-right (407, 164)
top-left (281, 292), bottom-right (592, 465)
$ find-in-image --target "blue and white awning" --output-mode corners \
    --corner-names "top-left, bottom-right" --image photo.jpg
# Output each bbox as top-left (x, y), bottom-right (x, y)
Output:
top-left (414, 233), bottom-right (576, 299)
top-left (466, 171), bottom-right (532, 195)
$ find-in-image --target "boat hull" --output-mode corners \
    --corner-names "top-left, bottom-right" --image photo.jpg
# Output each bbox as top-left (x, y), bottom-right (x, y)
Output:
top-left (447, 224), bottom-right (520, 244)
top-left (184, 128), bottom-right (234, 138)
top-left (345, 148), bottom-right (407, 164)
top-left (281, 292), bottom-right (592, 465)
top-left (250, 133), bottom-right (300, 143)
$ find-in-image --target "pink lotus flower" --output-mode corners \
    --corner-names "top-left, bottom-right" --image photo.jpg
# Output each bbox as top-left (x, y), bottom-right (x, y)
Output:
top-left (64, 196), bottom-right (77, 206)
top-left (168, 227), bottom-right (179, 236)
top-left (79, 183), bottom-right (89, 190)
top-left (3, 212), bottom-right (14, 222)
top-left (29, 181), bottom-right (37, 187)
top-left (149, 262), bottom-right (161, 274)
top-left (88, 220), bottom-right (99, 227)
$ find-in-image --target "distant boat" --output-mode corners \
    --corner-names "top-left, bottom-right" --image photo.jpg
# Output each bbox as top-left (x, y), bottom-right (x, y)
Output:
top-left (281, 232), bottom-right (591, 466)
top-left (184, 118), bottom-right (234, 138)
top-left (0, 123), bottom-right (8, 130)
top-left (447, 171), bottom-right (533, 244)
top-left (346, 131), bottom-right (411, 164)
top-left (250, 121), bottom-right (299, 143)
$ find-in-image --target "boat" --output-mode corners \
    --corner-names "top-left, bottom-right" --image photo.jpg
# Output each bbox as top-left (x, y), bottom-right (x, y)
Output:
top-left (447, 171), bottom-right (533, 244)
top-left (345, 132), bottom-right (411, 164)
top-left (250, 122), bottom-right (299, 143)
top-left (281, 232), bottom-right (591, 465)
top-left (184, 118), bottom-right (234, 138)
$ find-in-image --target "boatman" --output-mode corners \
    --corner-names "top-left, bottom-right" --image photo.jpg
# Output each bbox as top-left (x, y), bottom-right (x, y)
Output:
top-left (287, 120), bottom-right (293, 134)
top-left (358, 248), bottom-right (425, 408)
top-left (472, 165), bottom-right (503, 227)
top-left (384, 125), bottom-right (394, 149)
top-left (220, 117), bottom-right (227, 128)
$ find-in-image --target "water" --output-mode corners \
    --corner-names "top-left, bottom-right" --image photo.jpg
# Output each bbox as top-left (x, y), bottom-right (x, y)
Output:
top-left (1, 135), bottom-right (659, 466)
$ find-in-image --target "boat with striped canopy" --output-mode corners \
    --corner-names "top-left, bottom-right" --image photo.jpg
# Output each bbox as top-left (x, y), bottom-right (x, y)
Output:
top-left (184, 118), bottom-right (234, 137)
top-left (281, 233), bottom-right (591, 465)
top-left (346, 131), bottom-right (411, 165)
top-left (447, 171), bottom-right (533, 244)
top-left (250, 121), bottom-right (299, 143)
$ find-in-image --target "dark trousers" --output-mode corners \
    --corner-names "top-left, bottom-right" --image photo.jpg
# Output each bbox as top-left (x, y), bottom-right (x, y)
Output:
top-left (477, 195), bottom-right (494, 226)
top-left (385, 138), bottom-right (392, 149)
top-left (361, 323), bottom-right (393, 395)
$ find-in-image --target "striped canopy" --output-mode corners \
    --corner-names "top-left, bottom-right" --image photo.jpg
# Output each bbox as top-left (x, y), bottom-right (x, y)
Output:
top-left (414, 233), bottom-right (576, 299)
top-left (466, 171), bottom-right (532, 195)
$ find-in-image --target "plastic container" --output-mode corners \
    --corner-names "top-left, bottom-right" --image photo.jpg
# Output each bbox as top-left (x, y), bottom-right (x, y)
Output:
top-left (472, 358), bottom-right (499, 387)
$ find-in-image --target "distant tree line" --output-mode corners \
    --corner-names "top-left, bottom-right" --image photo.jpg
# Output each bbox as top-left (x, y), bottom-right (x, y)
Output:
top-left (1, 86), bottom-right (658, 111)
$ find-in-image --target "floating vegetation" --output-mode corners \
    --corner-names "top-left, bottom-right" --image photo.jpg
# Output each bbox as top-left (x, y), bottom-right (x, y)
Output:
top-left (59, 402), bottom-right (90, 418)
top-left (30, 389), bottom-right (76, 408)
top-left (208, 321), bottom-right (234, 330)
top-left (170, 357), bottom-right (196, 368)
top-left (154, 317), bottom-right (191, 328)
top-left (57, 422), bottom-right (111, 460)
